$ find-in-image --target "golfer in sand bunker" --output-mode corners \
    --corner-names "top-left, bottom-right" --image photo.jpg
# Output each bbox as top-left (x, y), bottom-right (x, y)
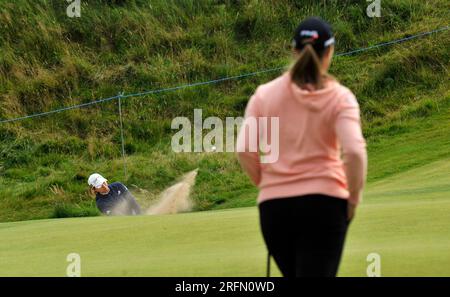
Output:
top-left (88, 170), bottom-right (198, 216)
top-left (88, 173), bottom-right (142, 216)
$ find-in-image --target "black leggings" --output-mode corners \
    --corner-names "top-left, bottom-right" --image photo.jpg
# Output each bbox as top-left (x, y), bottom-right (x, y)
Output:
top-left (258, 194), bottom-right (351, 277)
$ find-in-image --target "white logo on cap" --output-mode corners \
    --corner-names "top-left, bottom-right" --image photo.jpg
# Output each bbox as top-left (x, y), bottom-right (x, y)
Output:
top-left (300, 30), bottom-right (319, 38)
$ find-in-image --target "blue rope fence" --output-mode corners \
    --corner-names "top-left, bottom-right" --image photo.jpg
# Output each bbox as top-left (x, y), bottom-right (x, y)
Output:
top-left (0, 25), bottom-right (448, 124)
top-left (1, 25), bottom-right (449, 180)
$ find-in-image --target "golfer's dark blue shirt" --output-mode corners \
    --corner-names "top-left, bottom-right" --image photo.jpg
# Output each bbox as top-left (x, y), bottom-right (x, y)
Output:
top-left (95, 182), bottom-right (141, 215)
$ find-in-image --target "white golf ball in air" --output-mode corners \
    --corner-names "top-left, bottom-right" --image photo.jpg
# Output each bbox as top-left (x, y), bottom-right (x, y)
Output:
top-left (212, 146), bottom-right (216, 152)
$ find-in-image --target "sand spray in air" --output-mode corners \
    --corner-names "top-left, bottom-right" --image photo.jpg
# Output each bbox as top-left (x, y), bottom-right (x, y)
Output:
top-left (109, 191), bottom-right (142, 216)
top-left (109, 169), bottom-right (198, 216)
top-left (145, 169), bottom-right (198, 215)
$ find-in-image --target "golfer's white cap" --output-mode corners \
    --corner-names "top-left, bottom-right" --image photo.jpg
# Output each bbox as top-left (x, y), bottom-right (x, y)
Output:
top-left (88, 173), bottom-right (107, 189)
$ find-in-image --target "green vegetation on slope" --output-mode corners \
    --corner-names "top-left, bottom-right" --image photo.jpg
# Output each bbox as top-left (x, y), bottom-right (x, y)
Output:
top-left (0, 0), bottom-right (449, 222)
top-left (0, 158), bottom-right (449, 276)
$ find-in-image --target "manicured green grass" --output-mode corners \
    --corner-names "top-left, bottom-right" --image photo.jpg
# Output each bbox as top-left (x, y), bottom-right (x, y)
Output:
top-left (0, 158), bottom-right (448, 276)
top-left (339, 159), bottom-right (450, 276)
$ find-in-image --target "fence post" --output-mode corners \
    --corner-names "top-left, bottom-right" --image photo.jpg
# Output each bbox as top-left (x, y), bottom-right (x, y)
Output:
top-left (117, 92), bottom-right (127, 180)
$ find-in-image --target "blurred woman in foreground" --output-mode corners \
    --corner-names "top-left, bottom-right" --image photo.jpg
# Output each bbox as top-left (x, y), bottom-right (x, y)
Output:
top-left (237, 17), bottom-right (367, 277)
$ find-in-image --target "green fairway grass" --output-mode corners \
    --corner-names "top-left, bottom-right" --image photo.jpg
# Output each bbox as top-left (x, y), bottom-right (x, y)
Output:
top-left (0, 158), bottom-right (449, 277)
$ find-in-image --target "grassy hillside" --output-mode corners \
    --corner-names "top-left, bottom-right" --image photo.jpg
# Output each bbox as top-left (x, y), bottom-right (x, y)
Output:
top-left (0, 0), bottom-right (449, 222)
top-left (1, 158), bottom-right (449, 276)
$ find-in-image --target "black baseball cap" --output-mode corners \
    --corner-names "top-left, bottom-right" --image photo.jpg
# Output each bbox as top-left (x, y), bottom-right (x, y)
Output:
top-left (292, 17), bottom-right (335, 52)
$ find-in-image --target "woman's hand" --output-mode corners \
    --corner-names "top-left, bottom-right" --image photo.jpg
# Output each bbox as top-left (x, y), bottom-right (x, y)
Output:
top-left (347, 201), bottom-right (357, 222)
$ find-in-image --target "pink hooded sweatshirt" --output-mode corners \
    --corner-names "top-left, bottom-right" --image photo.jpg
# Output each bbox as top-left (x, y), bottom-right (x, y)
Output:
top-left (236, 71), bottom-right (367, 205)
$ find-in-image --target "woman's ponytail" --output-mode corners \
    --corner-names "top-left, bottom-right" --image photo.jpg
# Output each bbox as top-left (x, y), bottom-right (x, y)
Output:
top-left (290, 43), bottom-right (325, 89)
